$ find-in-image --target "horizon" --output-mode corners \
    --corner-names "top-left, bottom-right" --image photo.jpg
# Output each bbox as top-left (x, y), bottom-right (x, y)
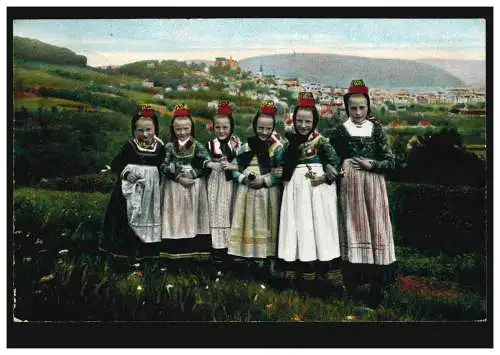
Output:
top-left (13, 19), bottom-right (485, 67)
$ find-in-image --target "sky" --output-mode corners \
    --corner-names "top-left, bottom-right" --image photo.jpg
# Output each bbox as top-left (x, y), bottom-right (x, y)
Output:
top-left (13, 18), bottom-right (486, 67)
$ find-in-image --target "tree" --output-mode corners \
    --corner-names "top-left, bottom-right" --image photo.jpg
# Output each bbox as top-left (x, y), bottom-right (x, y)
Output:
top-left (385, 101), bottom-right (396, 110)
top-left (240, 81), bottom-right (256, 92)
top-left (380, 106), bottom-right (387, 116)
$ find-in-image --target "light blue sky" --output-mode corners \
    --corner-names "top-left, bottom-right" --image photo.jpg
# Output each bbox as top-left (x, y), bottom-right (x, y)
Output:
top-left (13, 19), bottom-right (486, 66)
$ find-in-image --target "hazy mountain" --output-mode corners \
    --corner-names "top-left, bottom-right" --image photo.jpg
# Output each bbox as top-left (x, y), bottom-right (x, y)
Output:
top-left (239, 53), bottom-right (465, 88)
top-left (13, 36), bottom-right (87, 67)
top-left (415, 59), bottom-right (485, 88)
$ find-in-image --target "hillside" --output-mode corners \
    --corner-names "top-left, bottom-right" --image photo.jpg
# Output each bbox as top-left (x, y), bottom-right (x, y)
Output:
top-left (239, 53), bottom-right (465, 88)
top-left (13, 36), bottom-right (87, 66)
top-left (416, 59), bottom-right (485, 88)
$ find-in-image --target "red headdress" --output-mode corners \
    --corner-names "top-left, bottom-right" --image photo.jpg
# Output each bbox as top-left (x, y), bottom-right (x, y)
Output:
top-left (260, 100), bottom-right (277, 116)
top-left (137, 104), bottom-right (156, 119)
top-left (297, 91), bottom-right (316, 108)
top-left (216, 100), bottom-right (233, 116)
top-left (173, 103), bottom-right (191, 118)
top-left (348, 79), bottom-right (369, 95)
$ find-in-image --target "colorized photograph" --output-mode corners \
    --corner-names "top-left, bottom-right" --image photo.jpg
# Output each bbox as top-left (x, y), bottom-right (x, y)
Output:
top-left (11, 15), bottom-right (487, 325)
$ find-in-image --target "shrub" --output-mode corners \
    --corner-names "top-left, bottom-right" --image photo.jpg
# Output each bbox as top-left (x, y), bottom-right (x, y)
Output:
top-left (36, 173), bottom-right (117, 193)
top-left (387, 182), bottom-right (485, 255)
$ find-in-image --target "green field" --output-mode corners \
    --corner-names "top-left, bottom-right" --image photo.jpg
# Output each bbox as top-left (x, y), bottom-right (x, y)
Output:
top-left (15, 97), bottom-right (115, 113)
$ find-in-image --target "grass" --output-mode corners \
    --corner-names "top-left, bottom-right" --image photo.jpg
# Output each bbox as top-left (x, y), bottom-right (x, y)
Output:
top-left (14, 97), bottom-right (115, 112)
top-left (14, 60), bottom-right (143, 86)
top-left (14, 67), bottom-right (86, 90)
top-left (12, 230), bottom-right (487, 322)
top-left (12, 187), bottom-right (487, 322)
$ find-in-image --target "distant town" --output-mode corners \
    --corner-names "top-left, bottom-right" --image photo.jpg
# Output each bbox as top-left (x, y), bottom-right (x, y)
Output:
top-left (138, 56), bottom-right (486, 120)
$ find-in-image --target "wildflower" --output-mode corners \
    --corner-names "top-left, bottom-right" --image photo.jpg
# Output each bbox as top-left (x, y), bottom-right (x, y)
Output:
top-left (206, 285), bottom-right (209, 290)
top-left (260, 284), bottom-right (266, 290)
top-left (136, 285), bottom-right (143, 292)
top-left (266, 303), bottom-right (273, 309)
top-left (291, 315), bottom-right (303, 322)
top-left (160, 268), bottom-right (167, 272)
top-left (58, 249), bottom-right (69, 255)
top-left (217, 271), bottom-right (223, 276)
top-left (345, 315), bottom-right (359, 321)
top-left (215, 278), bottom-right (220, 282)
top-left (34, 238), bottom-right (43, 245)
top-left (127, 271), bottom-right (144, 281)
top-left (132, 263), bottom-right (140, 268)
top-left (100, 165), bottom-right (111, 173)
top-left (39, 274), bottom-right (55, 283)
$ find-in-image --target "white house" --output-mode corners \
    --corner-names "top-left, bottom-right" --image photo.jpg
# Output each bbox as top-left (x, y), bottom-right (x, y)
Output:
top-left (142, 79), bottom-right (154, 88)
top-left (207, 100), bottom-right (219, 110)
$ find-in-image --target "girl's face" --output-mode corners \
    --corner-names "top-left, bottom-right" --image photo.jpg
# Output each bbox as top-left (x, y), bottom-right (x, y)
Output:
top-left (348, 95), bottom-right (369, 124)
top-left (214, 115), bottom-right (231, 140)
top-left (173, 117), bottom-right (192, 141)
top-left (134, 118), bottom-right (155, 144)
top-left (295, 109), bottom-right (314, 136)
top-left (255, 115), bottom-right (274, 141)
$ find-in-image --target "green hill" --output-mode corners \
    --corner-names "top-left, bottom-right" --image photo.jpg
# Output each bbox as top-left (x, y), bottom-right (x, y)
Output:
top-left (14, 36), bottom-right (87, 66)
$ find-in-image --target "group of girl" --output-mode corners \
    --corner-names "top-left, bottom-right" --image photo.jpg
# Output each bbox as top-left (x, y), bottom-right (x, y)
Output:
top-left (100, 79), bottom-right (397, 304)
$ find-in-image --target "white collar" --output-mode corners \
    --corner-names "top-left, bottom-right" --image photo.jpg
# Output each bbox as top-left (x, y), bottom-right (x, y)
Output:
top-left (344, 118), bottom-right (373, 137)
top-left (178, 138), bottom-right (191, 147)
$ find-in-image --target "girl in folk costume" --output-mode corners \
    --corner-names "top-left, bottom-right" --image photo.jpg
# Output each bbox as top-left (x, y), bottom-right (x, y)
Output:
top-left (228, 101), bottom-right (284, 269)
top-left (278, 92), bottom-right (343, 291)
top-left (206, 101), bottom-right (241, 262)
top-left (327, 80), bottom-right (397, 305)
top-left (160, 103), bottom-right (212, 259)
top-left (100, 104), bottom-right (165, 261)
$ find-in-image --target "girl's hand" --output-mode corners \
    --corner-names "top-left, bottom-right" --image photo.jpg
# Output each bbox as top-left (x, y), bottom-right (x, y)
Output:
top-left (271, 166), bottom-right (283, 178)
top-left (247, 175), bottom-right (264, 189)
top-left (310, 174), bottom-right (327, 187)
top-left (168, 163), bottom-right (176, 175)
top-left (179, 177), bottom-right (195, 187)
top-left (324, 164), bottom-right (338, 181)
top-left (207, 161), bottom-right (223, 171)
top-left (352, 157), bottom-right (373, 170)
top-left (126, 172), bottom-right (142, 183)
top-left (221, 161), bottom-right (237, 171)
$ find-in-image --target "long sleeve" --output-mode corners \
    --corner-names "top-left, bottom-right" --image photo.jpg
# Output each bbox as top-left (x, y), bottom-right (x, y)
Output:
top-left (231, 144), bottom-right (246, 183)
top-left (263, 144), bottom-right (284, 187)
top-left (325, 124), bottom-right (347, 160)
top-left (110, 142), bottom-right (131, 178)
top-left (370, 125), bottom-right (395, 174)
top-left (160, 144), bottom-right (178, 181)
top-left (193, 141), bottom-right (211, 177)
top-left (318, 136), bottom-right (341, 172)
